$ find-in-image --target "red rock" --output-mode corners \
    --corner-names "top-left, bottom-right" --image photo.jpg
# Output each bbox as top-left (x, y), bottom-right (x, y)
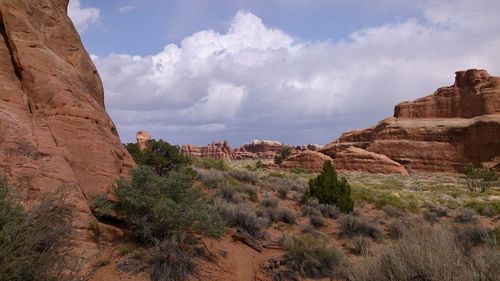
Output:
top-left (136, 131), bottom-right (151, 150)
top-left (282, 150), bottom-right (333, 173)
top-left (0, 0), bottom-right (135, 262)
top-left (242, 139), bottom-right (284, 158)
top-left (333, 147), bottom-right (408, 175)
top-left (320, 69), bottom-right (500, 173)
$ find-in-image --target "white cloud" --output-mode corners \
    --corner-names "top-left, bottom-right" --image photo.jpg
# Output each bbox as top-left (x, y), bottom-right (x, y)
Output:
top-left (95, 2), bottom-right (500, 145)
top-left (118, 5), bottom-right (135, 13)
top-left (68, 0), bottom-right (100, 32)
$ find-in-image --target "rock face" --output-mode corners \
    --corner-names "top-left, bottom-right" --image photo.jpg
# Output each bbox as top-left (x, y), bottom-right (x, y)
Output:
top-left (136, 130), bottom-right (151, 150)
top-left (0, 0), bottom-right (134, 261)
top-left (320, 69), bottom-right (500, 173)
top-left (333, 147), bottom-right (408, 175)
top-left (282, 150), bottom-right (333, 173)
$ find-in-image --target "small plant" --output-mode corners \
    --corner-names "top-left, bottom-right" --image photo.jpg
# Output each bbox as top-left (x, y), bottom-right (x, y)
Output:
top-left (338, 214), bottom-right (383, 241)
top-left (267, 208), bottom-right (297, 224)
top-left (276, 185), bottom-right (290, 199)
top-left (0, 179), bottom-right (74, 281)
top-left (382, 205), bottom-right (403, 217)
top-left (241, 184), bottom-right (259, 202)
top-left (229, 170), bottom-right (259, 185)
top-left (464, 163), bottom-right (498, 193)
top-left (274, 146), bottom-right (292, 166)
top-left (260, 196), bottom-right (278, 208)
top-left (215, 200), bottom-right (267, 238)
top-left (255, 160), bottom-right (263, 169)
top-left (454, 207), bottom-right (479, 224)
top-left (284, 234), bottom-right (343, 279)
top-left (303, 161), bottom-right (354, 213)
top-left (310, 214), bottom-right (325, 228)
top-left (351, 237), bottom-right (370, 256)
top-left (214, 183), bottom-right (242, 203)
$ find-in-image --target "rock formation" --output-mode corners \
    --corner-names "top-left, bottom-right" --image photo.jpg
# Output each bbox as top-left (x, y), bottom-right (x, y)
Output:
top-left (320, 69), bottom-right (500, 173)
top-left (242, 139), bottom-right (284, 158)
top-left (136, 130), bottom-right (151, 150)
top-left (181, 139), bottom-right (287, 160)
top-left (0, 0), bottom-right (134, 262)
top-left (282, 150), bottom-right (333, 173)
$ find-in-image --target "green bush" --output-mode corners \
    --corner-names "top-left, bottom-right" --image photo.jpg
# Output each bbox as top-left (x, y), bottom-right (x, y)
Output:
top-left (274, 146), bottom-right (292, 166)
top-left (284, 234), bottom-right (344, 278)
top-left (464, 163), bottom-right (499, 193)
top-left (125, 139), bottom-right (192, 176)
top-left (113, 166), bottom-right (224, 244)
top-left (0, 177), bottom-right (74, 281)
top-left (303, 161), bottom-right (353, 213)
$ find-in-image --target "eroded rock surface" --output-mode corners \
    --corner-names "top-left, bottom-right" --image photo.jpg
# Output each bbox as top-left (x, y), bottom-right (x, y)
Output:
top-left (0, 0), bottom-right (134, 262)
top-left (320, 69), bottom-right (500, 173)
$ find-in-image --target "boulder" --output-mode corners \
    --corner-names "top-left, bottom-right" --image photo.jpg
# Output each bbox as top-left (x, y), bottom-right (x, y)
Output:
top-left (282, 150), bottom-right (333, 173)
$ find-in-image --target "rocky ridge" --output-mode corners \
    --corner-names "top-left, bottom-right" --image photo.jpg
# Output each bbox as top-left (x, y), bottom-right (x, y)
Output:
top-left (318, 69), bottom-right (500, 174)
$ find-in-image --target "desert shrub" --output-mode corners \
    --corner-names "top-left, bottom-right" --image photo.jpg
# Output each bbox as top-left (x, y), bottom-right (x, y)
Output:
top-left (215, 200), bottom-right (267, 238)
top-left (422, 204), bottom-right (448, 222)
top-left (351, 237), bottom-right (370, 256)
top-left (381, 205), bottom-right (403, 217)
top-left (454, 224), bottom-right (490, 253)
top-left (192, 157), bottom-right (229, 171)
top-left (310, 213), bottom-right (325, 229)
top-left (255, 160), bottom-right (263, 169)
top-left (284, 234), bottom-right (344, 279)
top-left (241, 184), bottom-right (259, 202)
top-left (318, 203), bottom-right (340, 219)
top-left (0, 180), bottom-right (74, 281)
top-left (454, 207), bottom-right (479, 224)
top-left (114, 166), bottom-right (224, 244)
top-left (338, 214), bottom-right (383, 241)
top-left (149, 235), bottom-right (205, 281)
top-left (303, 161), bottom-right (353, 213)
top-left (261, 196), bottom-right (278, 208)
top-left (303, 199), bottom-right (340, 220)
top-left (195, 168), bottom-right (226, 188)
top-left (464, 163), bottom-right (499, 193)
top-left (276, 185), bottom-right (290, 199)
top-left (214, 182), bottom-right (242, 203)
top-left (125, 139), bottom-right (192, 176)
top-left (274, 146), bottom-right (293, 166)
top-left (346, 224), bottom-right (499, 281)
top-left (387, 218), bottom-right (412, 240)
top-left (267, 208), bottom-right (297, 224)
top-left (229, 170), bottom-right (259, 185)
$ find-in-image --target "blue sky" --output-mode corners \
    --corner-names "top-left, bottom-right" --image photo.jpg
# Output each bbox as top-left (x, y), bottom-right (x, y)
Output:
top-left (69, 0), bottom-right (500, 146)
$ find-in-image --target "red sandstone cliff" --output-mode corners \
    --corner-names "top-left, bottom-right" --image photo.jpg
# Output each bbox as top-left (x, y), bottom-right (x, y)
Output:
top-left (319, 69), bottom-right (500, 173)
top-left (0, 0), bottom-right (135, 261)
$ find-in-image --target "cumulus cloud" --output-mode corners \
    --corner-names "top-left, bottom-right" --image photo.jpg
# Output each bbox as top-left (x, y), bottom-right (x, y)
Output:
top-left (94, 1), bottom-right (500, 145)
top-left (68, 0), bottom-right (100, 32)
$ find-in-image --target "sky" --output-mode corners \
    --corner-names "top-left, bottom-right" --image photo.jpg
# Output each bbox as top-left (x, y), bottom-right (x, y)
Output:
top-left (68, 0), bottom-right (500, 146)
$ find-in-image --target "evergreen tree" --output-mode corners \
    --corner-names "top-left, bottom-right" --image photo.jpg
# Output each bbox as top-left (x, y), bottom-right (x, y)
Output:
top-left (303, 161), bottom-right (353, 213)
